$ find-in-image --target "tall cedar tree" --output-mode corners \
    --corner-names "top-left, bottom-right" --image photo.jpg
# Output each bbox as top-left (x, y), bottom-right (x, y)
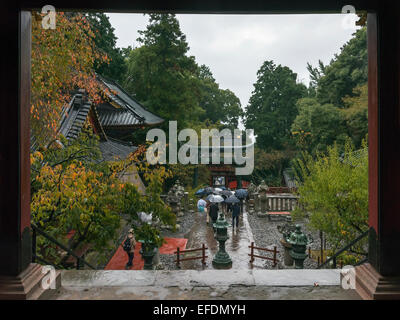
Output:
top-left (123, 14), bottom-right (204, 129)
top-left (85, 13), bottom-right (127, 83)
top-left (244, 60), bottom-right (307, 151)
top-left (313, 27), bottom-right (367, 108)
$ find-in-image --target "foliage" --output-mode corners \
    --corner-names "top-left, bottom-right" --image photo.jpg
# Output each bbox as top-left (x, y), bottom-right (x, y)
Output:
top-left (166, 164), bottom-right (211, 190)
top-left (123, 14), bottom-right (243, 139)
top-left (196, 65), bottom-right (243, 129)
top-left (249, 147), bottom-right (295, 186)
top-left (342, 84), bottom-right (368, 149)
top-left (244, 60), bottom-right (307, 152)
top-left (291, 98), bottom-right (349, 154)
top-left (85, 13), bottom-right (127, 83)
top-left (292, 138), bottom-right (369, 253)
top-left (31, 129), bottom-right (123, 266)
top-left (312, 27), bottom-right (367, 108)
top-left (123, 14), bottom-right (204, 129)
top-left (31, 11), bottom-right (109, 146)
top-left (120, 152), bottom-right (176, 247)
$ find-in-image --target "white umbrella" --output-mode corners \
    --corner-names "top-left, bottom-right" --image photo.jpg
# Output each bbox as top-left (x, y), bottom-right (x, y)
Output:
top-left (138, 211), bottom-right (152, 224)
top-left (213, 187), bottom-right (223, 194)
top-left (208, 195), bottom-right (224, 203)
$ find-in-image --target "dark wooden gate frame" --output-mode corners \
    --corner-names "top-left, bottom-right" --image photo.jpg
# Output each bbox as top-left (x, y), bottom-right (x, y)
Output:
top-left (1, 0), bottom-right (399, 299)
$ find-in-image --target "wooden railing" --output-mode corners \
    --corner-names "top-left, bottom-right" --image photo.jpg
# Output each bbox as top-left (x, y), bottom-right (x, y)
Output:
top-left (175, 244), bottom-right (208, 268)
top-left (248, 242), bottom-right (279, 267)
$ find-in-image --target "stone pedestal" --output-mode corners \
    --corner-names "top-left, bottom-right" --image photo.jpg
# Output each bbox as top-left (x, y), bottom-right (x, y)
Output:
top-left (254, 194), bottom-right (260, 214)
top-left (280, 239), bottom-right (294, 267)
top-left (355, 263), bottom-right (400, 300)
top-left (153, 247), bottom-right (160, 266)
top-left (260, 193), bottom-right (268, 213)
top-left (0, 263), bottom-right (61, 300)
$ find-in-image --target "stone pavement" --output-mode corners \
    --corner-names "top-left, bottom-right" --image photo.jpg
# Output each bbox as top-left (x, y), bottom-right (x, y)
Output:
top-left (183, 209), bottom-right (266, 269)
top-left (45, 269), bottom-right (361, 300)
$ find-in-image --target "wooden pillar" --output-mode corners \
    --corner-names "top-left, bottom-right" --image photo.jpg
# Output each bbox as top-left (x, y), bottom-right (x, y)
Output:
top-left (356, 6), bottom-right (400, 299)
top-left (0, 10), bottom-right (32, 277)
top-left (0, 10), bottom-right (57, 300)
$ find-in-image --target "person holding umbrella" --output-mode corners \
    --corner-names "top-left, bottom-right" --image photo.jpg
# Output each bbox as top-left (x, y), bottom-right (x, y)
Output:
top-left (197, 196), bottom-right (208, 224)
top-left (235, 189), bottom-right (248, 214)
top-left (232, 203), bottom-right (241, 229)
top-left (225, 195), bottom-right (241, 229)
top-left (208, 194), bottom-right (224, 228)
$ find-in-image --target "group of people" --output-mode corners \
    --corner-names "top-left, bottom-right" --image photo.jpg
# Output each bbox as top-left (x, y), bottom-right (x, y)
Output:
top-left (197, 196), bottom-right (241, 229)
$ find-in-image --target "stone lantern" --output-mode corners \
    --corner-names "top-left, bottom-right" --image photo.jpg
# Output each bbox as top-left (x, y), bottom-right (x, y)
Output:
top-left (287, 224), bottom-right (309, 269)
top-left (212, 212), bottom-right (232, 269)
top-left (277, 216), bottom-right (296, 266)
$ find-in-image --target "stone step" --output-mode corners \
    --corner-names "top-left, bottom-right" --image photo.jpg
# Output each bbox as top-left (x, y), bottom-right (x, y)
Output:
top-left (0, 264), bottom-right (61, 300)
top-left (60, 269), bottom-right (342, 288)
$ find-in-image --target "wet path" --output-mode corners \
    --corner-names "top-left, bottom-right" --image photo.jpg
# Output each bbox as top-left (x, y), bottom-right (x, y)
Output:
top-left (182, 207), bottom-right (265, 270)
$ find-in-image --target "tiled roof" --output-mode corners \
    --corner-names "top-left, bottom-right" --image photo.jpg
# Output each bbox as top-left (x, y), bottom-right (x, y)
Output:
top-left (97, 75), bottom-right (164, 126)
top-left (97, 109), bottom-right (142, 128)
top-left (59, 93), bottom-right (91, 140)
top-left (98, 138), bottom-right (138, 161)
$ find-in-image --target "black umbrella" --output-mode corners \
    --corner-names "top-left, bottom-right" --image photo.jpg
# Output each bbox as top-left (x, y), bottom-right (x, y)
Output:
top-left (235, 189), bottom-right (248, 199)
top-left (225, 195), bottom-right (240, 203)
top-left (221, 190), bottom-right (234, 197)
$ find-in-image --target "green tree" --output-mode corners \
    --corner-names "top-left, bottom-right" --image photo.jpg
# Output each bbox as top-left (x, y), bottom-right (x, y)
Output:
top-left (313, 27), bottom-right (367, 108)
top-left (249, 147), bottom-right (295, 186)
top-left (291, 98), bottom-right (349, 154)
top-left (292, 139), bottom-right (369, 254)
top-left (244, 60), bottom-right (307, 151)
top-left (196, 65), bottom-right (243, 129)
top-left (342, 84), bottom-right (368, 148)
top-left (85, 13), bottom-right (127, 83)
top-left (120, 161), bottom-right (176, 247)
top-left (123, 14), bottom-right (204, 129)
top-left (31, 129), bottom-right (123, 266)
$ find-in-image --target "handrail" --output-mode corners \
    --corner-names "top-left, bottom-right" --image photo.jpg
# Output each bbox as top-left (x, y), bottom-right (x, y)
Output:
top-left (317, 228), bottom-right (369, 269)
top-left (31, 223), bottom-right (96, 270)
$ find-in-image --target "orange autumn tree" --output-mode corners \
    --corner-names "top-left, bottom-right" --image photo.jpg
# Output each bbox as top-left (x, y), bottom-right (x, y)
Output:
top-left (30, 12), bottom-right (177, 267)
top-left (31, 11), bottom-right (109, 145)
top-left (30, 12), bottom-right (121, 267)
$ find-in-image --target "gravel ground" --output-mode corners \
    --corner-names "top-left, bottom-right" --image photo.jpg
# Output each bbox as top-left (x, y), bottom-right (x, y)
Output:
top-left (161, 209), bottom-right (197, 238)
top-left (158, 254), bottom-right (180, 270)
top-left (158, 209), bottom-right (198, 270)
top-left (247, 211), bottom-right (322, 269)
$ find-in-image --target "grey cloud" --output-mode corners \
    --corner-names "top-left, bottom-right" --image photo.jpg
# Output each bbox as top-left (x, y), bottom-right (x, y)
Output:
top-left (107, 13), bottom-right (360, 111)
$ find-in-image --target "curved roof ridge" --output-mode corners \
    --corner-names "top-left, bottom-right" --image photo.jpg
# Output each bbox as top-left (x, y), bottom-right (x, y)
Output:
top-left (96, 74), bottom-right (164, 126)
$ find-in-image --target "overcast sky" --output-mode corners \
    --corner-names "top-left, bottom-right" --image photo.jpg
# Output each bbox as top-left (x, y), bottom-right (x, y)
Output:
top-left (107, 13), bottom-right (360, 112)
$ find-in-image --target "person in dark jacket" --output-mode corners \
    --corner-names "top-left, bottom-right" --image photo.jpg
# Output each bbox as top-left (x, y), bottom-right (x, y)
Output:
top-left (209, 203), bottom-right (219, 225)
top-left (232, 203), bottom-right (241, 229)
top-left (123, 229), bottom-right (136, 270)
